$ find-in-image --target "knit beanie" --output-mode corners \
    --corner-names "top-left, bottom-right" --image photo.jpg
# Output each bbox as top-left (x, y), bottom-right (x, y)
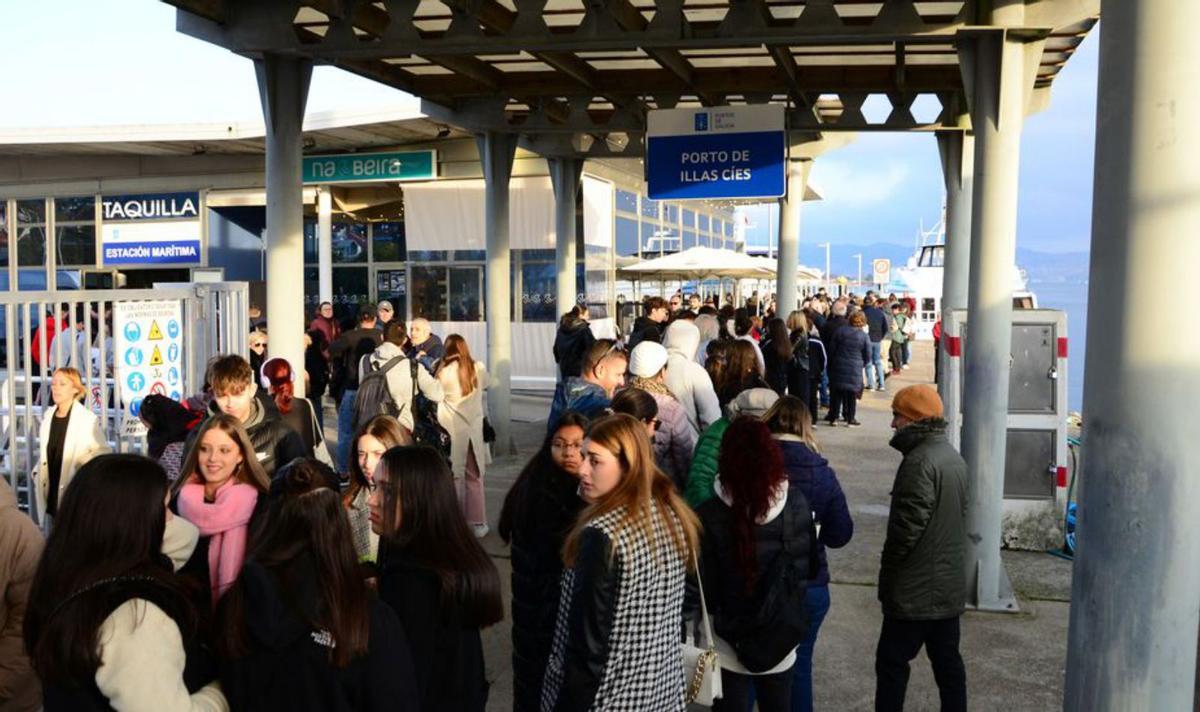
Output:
top-left (891, 384), bottom-right (944, 422)
top-left (628, 341), bottom-right (670, 378)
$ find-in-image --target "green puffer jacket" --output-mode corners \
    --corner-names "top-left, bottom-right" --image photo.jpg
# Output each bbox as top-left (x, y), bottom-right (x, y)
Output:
top-left (684, 417), bottom-right (730, 508)
top-left (879, 418), bottom-right (968, 621)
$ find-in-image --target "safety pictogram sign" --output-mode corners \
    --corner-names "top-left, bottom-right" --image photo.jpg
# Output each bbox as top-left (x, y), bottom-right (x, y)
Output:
top-left (114, 300), bottom-right (185, 436)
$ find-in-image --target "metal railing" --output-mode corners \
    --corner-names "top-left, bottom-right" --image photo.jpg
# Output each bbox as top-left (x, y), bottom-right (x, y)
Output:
top-left (0, 282), bottom-right (248, 506)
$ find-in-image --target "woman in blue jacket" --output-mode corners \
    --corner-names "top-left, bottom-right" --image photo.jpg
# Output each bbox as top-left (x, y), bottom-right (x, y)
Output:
top-left (825, 311), bottom-right (871, 427)
top-left (763, 396), bottom-right (854, 712)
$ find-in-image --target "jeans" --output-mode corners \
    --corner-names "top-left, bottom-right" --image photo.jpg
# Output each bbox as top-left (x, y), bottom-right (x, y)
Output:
top-left (808, 376), bottom-right (821, 424)
top-left (875, 616), bottom-right (967, 712)
top-left (337, 389), bottom-right (357, 472)
top-left (716, 668), bottom-right (793, 712)
top-left (903, 341), bottom-right (912, 365)
top-left (819, 371), bottom-right (830, 406)
top-left (791, 585), bottom-right (831, 712)
top-left (867, 341), bottom-right (886, 389)
top-left (889, 342), bottom-right (905, 372)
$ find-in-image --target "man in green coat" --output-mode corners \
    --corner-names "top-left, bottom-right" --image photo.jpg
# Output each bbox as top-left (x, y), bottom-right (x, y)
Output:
top-left (875, 384), bottom-right (968, 712)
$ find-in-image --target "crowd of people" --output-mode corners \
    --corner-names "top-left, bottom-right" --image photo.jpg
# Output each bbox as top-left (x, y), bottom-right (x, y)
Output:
top-left (0, 289), bottom-right (967, 712)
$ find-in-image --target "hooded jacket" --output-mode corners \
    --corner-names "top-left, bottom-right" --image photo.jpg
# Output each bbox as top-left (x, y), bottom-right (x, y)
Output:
top-left (362, 342), bottom-right (445, 432)
top-left (775, 436), bottom-right (853, 587)
top-left (553, 320), bottom-right (596, 381)
top-left (880, 419), bottom-right (968, 621)
top-left (220, 558), bottom-right (417, 712)
top-left (547, 377), bottom-right (611, 434)
top-left (684, 388), bottom-right (780, 508)
top-left (0, 478), bottom-right (41, 711)
top-left (662, 321), bottom-right (721, 433)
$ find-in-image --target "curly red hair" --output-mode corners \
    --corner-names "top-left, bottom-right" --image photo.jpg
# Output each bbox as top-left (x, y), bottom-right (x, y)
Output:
top-left (717, 416), bottom-right (786, 592)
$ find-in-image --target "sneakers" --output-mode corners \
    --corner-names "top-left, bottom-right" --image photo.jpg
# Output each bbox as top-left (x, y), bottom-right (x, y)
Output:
top-left (847, 420), bottom-right (863, 428)
top-left (875, 386), bottom-right (886, 392)
top-left (472, 523), bottom-right (490, 538)
top-left (825, 419), bottom-right (839, 427)
top-left (902, 364), bottom-right (911, 370)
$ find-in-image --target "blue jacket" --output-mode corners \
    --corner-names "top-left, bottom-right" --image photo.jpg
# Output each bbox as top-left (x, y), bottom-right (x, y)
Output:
top-left (548, 377), bottom-right (610, 433)
top-left (776, 437), bottom-right (853, 586)
top-left (863, 306), bottom-right (890, 343)
top-left (828, 325), bottom-right (871, 392)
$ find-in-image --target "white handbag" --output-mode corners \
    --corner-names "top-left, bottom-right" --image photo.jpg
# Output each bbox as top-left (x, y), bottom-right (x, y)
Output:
top-left (682, 551), bottom-right (722, 706)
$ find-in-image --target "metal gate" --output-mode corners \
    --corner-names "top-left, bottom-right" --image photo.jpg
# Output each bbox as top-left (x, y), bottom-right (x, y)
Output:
top-left (0, 282), bottom-right (248, 507)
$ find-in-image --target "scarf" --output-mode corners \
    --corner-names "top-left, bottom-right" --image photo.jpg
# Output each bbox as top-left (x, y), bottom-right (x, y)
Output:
top-left (629, 375), bottom-right (674, 398)
top-left (177, 480), bottom-right (258, 606)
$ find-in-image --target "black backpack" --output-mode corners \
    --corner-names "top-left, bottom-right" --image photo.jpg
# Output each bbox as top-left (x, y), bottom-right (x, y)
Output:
top-left (351, 355), bottom-right (405, 433)
top-left (409, 359), bottom-right (452, 459)
top-left (722, 493), bottom-right (817, 673)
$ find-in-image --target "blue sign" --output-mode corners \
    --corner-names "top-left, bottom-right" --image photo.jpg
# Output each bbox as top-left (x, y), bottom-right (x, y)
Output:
top-left (127, 372), bottom-right (145, 392)
top-left (124, 322), bottom-right (141, 342)
top-left (102, 192), bottom-right (200, 222)
top-left (168, 343), bottom-right (180, 362)
top-left (167, 319), bottom-right (180, 339)
top-left (124, 348), bottom-right (143, 367)
top-left (167, 366), bottom-right (180, 385)
top-left (646, 105), bottom-right (786, 201)
top-left (130, 398), bottom-right (143, 417)
top-left (170, 390), bottom-right (181, 401)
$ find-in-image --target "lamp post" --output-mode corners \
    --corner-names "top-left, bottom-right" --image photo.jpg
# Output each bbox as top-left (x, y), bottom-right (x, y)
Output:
top-left (852, 252), bottom-right (863, 290)
top-left (817, 242), bottom-right (831, 294)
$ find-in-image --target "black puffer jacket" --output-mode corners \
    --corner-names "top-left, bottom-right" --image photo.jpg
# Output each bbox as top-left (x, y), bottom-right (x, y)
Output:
top-left (828, 325), bottom-right (871, 392)
top-left (500, 450), bottom-right (585, 712)
top-left (182, 395), bottom-right (308, 479)
top-left (553, 320), bottom-right (596, 381)
top-left (626, 316), bottom-right (662, 351)
top-left (880, 419), bottom-right (968, 621)
top-left (220, 557), bottom-right (418, 712)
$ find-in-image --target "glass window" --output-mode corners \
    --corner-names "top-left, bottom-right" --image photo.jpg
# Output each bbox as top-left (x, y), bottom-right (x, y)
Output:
top-left (56, 225), bottom-right (95, 266)
top-left (303, 221), bottom-right (317, 264)
top-left (641, 221), bottom-right (661, 255)
top-left (332, 223), bottom-right (367, 264)
top-left (17, 200), bottom-right (45, 267)
top-left (725, 221), bottom-right (733, 237)
top-left (640, 197), bottom-right (659, 219)
top-left (520, 261), bottom-right (557, 322)
top-left (615, 216), bottom-right (638, 257)
top-left (453, 250), bottom-right (486, 261)
top-left (666, 205), bottom-right (679, 223)
top-left (683, 230), bottom-right (697, 249)
top-left (522, 248), bottom-right (556, 261)
top-left (409, 250), bottom-right (449, 262)
top-left (711, 219), bottom-right (722, 238)
top-left (698, 214), bottom-right (710, 232)
top-left (615, 190), bottom-right (638, 214)
top-left (683, 209), bottom-right (696, 228)
top-left (372, 222), bottom-right (405, 262)
top-left (332, 267), bottom-right (369, 316)
top-left (0, 201), bottom-right (8, 268)
top-left (55, 196), bottom-right (94, 222)
top-left (375, 268), bottom-right (408, 318)
top-left (303, 267), bottom-right (320, 311)
top-left (449, 267), bottom-right (483, 321)
top-left (410, 266), bottom-right (449, 321)
top-left (584, 244), bottom-right (610, 319)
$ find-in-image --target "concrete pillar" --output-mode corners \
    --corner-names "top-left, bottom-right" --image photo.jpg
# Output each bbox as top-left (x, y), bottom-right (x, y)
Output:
top-left (776, 159), bottom-right (812, 315)
top-left (1064, 1), bottom-right (1200, 707)
top-left (477, 132), bottom-right (518, 455)
top-left (936, 129), bottom-right (974, 401)
top-left (959, 31), bottom-right (1031, 612)
top-left (317, 185), bottom-right (333, 303)
top-left (255, 54), bottom-right (311, 397)
top-left (549, 157), bottom-right (583, 318)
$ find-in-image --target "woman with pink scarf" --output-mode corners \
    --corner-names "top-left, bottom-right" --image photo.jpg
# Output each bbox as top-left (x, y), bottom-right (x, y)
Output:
top-left (171, 413), bottom-right (270, 607)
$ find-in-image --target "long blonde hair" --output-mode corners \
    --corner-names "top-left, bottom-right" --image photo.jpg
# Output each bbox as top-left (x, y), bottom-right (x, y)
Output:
top-left (762, 395), bottom-right (820, 452)
top-left (563, 414), bottom-right (700, 571)
top-left (172, 413), bottom-right (270, 496)
top-left (440, 334), bottom-right (478, 397)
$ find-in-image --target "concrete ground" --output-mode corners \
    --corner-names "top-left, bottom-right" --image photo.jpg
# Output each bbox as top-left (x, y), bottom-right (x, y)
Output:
top-left (329, 341), bottom-right (1075, 711)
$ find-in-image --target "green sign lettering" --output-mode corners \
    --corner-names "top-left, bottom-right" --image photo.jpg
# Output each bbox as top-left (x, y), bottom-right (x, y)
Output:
top-left (302, 150), bottom-right (437, 184)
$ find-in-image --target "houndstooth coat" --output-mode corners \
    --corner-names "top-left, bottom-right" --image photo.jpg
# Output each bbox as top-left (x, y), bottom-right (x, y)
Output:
top-left (540, 502), bottom-right (689, 712)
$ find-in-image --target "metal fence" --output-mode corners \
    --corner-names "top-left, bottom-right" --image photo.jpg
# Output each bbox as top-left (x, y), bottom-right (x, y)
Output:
top-left (0, 282), bottom-right (248, 506)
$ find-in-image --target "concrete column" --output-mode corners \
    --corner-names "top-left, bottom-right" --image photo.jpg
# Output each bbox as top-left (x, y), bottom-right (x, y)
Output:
top-left (959, 31), bottom-right (1029, 612)
top-left (776, 159), bottom-right (812, 315)
top-left (317, 185), bottom-right (333, 303)
top-left (255, 54), bottom-right (311, 396)
top-left (549, 157), bottom-right (583, 317)
top-left (1064, 1), bottom-right (1200, 707)
top-left (477, 132), bottom-right (518, 455)
top-left (936, 129), bottom-right (974, 402)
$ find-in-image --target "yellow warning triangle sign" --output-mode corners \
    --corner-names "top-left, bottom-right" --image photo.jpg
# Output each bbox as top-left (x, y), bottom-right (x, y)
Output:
top-left (149, 345), bottom-right (164, 366)
top-left (148, 320), bottom-right (164, 340)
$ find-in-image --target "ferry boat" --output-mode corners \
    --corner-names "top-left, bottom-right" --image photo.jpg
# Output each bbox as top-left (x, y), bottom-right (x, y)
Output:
top-left (887, 213), bottom-right (1037, 340)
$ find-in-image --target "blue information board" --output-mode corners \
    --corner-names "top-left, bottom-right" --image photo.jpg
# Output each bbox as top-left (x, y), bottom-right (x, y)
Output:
top-left (646, 106), bottom-right (786, 201)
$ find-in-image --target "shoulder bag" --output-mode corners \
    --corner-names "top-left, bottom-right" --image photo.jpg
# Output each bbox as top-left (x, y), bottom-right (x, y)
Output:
top-left (683, 549), bottom-right (723, 706)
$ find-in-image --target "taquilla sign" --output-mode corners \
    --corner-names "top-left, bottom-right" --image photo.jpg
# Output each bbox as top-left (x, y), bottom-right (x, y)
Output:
top-left (100, 191), bottom-right (203, 266)
top-left (102, 192), bottom-right (200, 221)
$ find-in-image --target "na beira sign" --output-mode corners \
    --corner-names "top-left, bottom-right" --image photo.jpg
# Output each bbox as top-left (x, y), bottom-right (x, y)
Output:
top-left (646, 105), bottom-right (786, 201)
top-left (303, 150), bottom-right (437, 184)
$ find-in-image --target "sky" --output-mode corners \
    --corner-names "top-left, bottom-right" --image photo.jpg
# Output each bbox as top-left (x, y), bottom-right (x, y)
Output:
top-left (1, 2), bottom-right (1097, 255)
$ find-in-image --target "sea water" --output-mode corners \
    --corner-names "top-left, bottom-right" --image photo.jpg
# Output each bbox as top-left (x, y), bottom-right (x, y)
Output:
top-left (1028, 280), bottom-right (1088, 412)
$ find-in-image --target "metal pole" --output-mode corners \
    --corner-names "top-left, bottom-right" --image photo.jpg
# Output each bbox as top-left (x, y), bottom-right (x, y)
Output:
top-left (818, 242), bottom-right (830, 293)
top-left (852, 253), bottom-right (862, 290)
top-left (776, 159), bottom-right (810, 315)
top-left (937, 129), bottom-right (975, 402)
top-left (477, 132), bottom-right (518, 455)
top-left (1064, 0), bottom-right (1200, 707)
top-left (317, 185), bottom-right (333, 303)
top-left (255, 54), bottom-right (311, 397)
top-left (959, 30), bottom-right (1032, 612)
top-left (549, 158), bottom-right (582, 317)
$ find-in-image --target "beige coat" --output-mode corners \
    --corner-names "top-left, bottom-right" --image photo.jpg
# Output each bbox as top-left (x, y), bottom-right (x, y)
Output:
top-left (436, 361), bottom-right (491, 478)
top-left (0, 478), bottom-right (42, 711)
top-left (33, 400), bottom-right (109, 525)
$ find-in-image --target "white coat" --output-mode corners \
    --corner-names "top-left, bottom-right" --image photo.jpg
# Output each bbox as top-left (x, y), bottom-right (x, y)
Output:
top-left (662, 321), bottom-right (721, 433)
top-left (436, 361), bottom-right (491, 478)
top-left (33, 400), bottom-right (109, 525)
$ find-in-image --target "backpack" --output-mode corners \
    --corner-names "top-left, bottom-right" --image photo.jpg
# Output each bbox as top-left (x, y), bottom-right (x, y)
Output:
top-left (721, 493), bottom-right (817, 673)
top-left (351, 355), bottom-right (405, 433)
top-left (409, 359), bottom-right (452, 459)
